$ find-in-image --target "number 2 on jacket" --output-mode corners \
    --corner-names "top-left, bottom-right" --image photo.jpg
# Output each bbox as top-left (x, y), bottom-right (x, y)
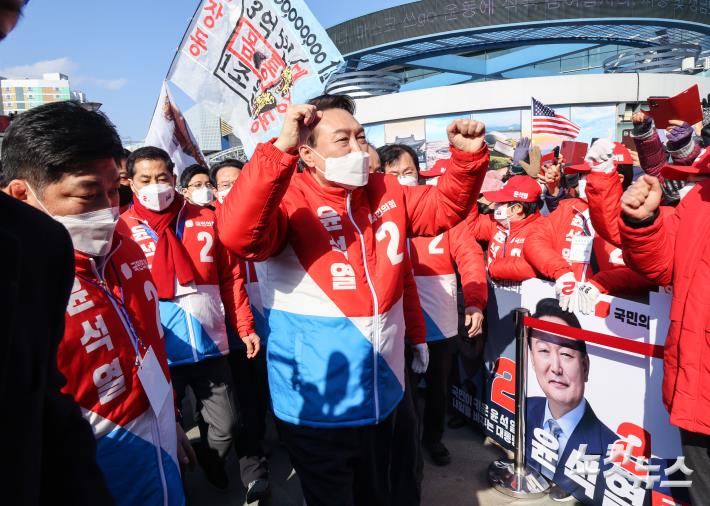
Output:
top-left (197, 231), bottom-right (214, 263)
top-left (376, 221), bottom-right (404, 266)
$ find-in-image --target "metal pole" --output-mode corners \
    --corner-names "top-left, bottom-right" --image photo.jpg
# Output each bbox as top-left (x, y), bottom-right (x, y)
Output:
top-left (488, 308), bottom-right (549, 498)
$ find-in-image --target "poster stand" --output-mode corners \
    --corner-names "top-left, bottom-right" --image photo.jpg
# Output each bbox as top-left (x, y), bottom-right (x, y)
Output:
top-left (488, 307), bottom-right (550, 498)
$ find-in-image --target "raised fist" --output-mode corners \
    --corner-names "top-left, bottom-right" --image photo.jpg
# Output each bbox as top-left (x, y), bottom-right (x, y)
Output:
top-left (632, 111), bottom-right (649, 125)
top-left (447, 119), bottom-right (486, 153)
top-left (274, 104), bottom-right (322, 153)
top-left (621, 174), bottom-right (663, 222)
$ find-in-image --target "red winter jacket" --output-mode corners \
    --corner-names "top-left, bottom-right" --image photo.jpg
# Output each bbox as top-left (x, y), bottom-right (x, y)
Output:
top-left (409, 212), bottom-right (486, 341)
top-left (471, 212), bottom-right (541, 282)
top-left (216, 140), bottom-right (488, 428)
top-left (619, 181), bottom-right (710, 435)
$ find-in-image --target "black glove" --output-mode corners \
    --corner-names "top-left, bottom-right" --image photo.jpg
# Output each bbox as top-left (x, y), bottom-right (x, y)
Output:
top-left (701, 93), bottom-right (710, 147)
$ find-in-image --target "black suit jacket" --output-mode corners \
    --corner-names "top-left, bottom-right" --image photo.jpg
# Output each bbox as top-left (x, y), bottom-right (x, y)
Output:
top-left (0, 193), bottom-right (113, 505)
top-left (526, 395), bottom-right (618, 505)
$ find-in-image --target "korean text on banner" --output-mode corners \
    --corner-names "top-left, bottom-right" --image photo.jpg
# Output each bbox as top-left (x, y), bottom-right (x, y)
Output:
top-left (168, 0), bottom-right (344, 156)
top-left (145, 81), bottom-right (207, 178)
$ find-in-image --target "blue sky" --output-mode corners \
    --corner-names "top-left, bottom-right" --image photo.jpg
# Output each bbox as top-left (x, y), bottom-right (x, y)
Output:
top-left (0, 0), bottom-right (413, 141)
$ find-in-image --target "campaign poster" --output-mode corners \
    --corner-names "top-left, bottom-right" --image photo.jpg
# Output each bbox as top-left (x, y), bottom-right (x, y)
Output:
top-left (450, 279), bottom-right (522, 450)
top-left (168, 0), bottom-right (343, 156)
top-left (570, 105), bottom-right (618, 146)
top-left (522, 279), bottom-right (688, 506)
top-left (384, 118), bottom-right (427, 165)
top-left (423, 113), bottom-right (470, 169)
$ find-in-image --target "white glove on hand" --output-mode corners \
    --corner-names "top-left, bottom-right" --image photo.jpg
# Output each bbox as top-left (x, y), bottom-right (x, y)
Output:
top-left (586, 138), bottom-right (616, 174)
top-left (577, 282), bottom-right (601, 315)
top-left (411, 343), bottom-right (430, 374)
top-left (555, 272), bottom-right (579, 313)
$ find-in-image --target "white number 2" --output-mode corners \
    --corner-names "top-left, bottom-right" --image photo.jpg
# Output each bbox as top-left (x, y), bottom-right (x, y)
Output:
top-left (197, 231), bottom-right (214, 263)
top-left (428, 234), bottom-right (444, 255)
top-left (376, 221), bottom-right (404, 266)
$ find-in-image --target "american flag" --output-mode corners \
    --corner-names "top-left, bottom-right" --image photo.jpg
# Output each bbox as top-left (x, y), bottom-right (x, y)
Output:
top-left (531, 97), bottom-right (580, 140)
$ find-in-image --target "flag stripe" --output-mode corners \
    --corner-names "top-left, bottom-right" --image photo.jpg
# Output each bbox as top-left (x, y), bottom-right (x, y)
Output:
top-left (531, 97), bottom-right (580, 139)
top-left (532, 122), bottom-right (581, 136)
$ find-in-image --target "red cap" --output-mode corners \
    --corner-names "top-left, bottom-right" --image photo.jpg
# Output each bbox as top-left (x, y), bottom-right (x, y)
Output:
top-left (612, 142), bottom-right (633, 165)
top-left (421, 157), bottom-right (448, 177)
top-left (564, 162), bottom-right (592, 174)
top-left (483, 175), bottom-right (541, 203)
top-left (541, 151), bottom-right (556, 164)
top-left (662, 148), bottom-right (710, 180)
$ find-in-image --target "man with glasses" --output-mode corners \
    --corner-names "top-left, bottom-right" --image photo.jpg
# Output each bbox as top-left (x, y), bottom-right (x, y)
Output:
top-left (180, 164), bottom-right (215, 207)
top-left (210, 159), bottom-right (244, 204)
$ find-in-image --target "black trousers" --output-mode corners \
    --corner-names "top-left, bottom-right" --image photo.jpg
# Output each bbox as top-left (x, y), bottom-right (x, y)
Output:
top-left (228, 348), bottom-right (269, 485)
top-left (422, 338), bottom-right (455, 445)
top-left (276, 413), bottom-right (395, 506)
top-left (171, 356), bottom-right (240, 460)
top-left (390, 358), bottom-right (423, 506)
top-left (680, 429), bottom-right (710, 505)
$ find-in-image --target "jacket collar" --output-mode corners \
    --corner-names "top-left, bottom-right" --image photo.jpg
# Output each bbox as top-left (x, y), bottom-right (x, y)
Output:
top-left (73, 232), bottom-right (123, 281)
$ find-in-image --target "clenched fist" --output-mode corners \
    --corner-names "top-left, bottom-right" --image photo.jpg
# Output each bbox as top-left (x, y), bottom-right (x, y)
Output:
top-left (447, 119), bottom-right (486, 153)
top-left (274, 104), bottom-right (322, 153)
top-left (621, 175), bottom-right (663, 222)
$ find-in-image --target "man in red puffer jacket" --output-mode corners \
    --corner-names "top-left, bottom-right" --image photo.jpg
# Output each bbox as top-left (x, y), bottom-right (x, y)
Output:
top-left (619, 149), bottom-right (710, 504)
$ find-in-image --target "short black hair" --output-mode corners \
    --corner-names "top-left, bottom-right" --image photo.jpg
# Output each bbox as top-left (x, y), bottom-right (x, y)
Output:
top-left (122, 148), bottom-right (132, 160)
top-left (305, 94), bottom-right (356, 147)
top-left (179, 163), bottom-right (209, 189)
top-left (0, 101), bottom-right (123, 191)
top-left (126, 146), bottom-right (174, 178)
top-left (307, 94), bottom-right (355, 115)
top-left (531, 297), bottom-right (586, 355)
top-left (209, 158), bottom-right (244, 186)
top-left (377, 144), bottom-right (420, 173)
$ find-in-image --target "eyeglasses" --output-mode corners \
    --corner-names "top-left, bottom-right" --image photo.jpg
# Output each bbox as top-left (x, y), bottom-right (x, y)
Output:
top-left (216, 180), bottom-right (236, 191)
top-left (188, 182), bottom-right (215, 190)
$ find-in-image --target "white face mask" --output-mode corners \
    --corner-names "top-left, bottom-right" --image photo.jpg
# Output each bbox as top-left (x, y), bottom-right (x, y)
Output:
top-left (397, 175), bottom-right (418, 187)
top-left (54, 207), bottom-right (120, 257)
top-left (493, 204), bottom-right (510, 228)
top-left (136, 183), bottom-right (175, 211)
top-left (577, 178), bottom-right (587, 199)
top-left (312, 149), bottom-right (370, 190)
top-left (191, 186), bottom-right (214, 206)
top-left (25, 183), bottom-right (119, 257)
top-left (216, 187), bottom-right (231, 204)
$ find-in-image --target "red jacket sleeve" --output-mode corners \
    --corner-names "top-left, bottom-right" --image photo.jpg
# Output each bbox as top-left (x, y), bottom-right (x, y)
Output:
top-left (488, 254), bottom-right (538, 282)
top-left (586, 171), bottom-right (623, 248)
top-left (619, 206), bottom-right (681, 287)
top-left (470, 212), bottom-right (496, 243)
top-left (402, 252), bottom-right (426, 345)
top-left (524, 214), bottom-right (572, 280)
top-left (216, 239), bottom-right (256, 337)
top-left (448, 214), bottom-right (487, 310)
top-left (216, 141), bottom-right (297, 260)
top-left (403, 145), bottom-right (489, 237)
top-left (588, 266), bottom-right (657, 296)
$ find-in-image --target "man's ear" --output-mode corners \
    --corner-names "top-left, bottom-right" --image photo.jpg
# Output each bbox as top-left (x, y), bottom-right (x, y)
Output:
top-left (299, 144), bottom-right (317, 169)
top-left (6, 179), bottom-right (30, 201)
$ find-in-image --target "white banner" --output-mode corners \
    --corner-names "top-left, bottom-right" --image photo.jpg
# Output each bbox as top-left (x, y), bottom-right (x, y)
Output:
top-left (168, 0), bottom-right (343, 156)
top-left (145, 81), bottom-right (207, 178)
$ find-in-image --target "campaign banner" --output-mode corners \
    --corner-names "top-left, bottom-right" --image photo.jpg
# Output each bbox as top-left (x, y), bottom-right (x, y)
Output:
top-left (450, 279), bottom-right (690, 505)
top-left (145, 81), bottom-right (207, 178)
top-left (168, 0), bottom-right (343, 156)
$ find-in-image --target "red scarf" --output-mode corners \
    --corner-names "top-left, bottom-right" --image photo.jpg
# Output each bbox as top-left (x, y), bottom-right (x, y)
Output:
top-left (131, 193), bottom-right (195, 299)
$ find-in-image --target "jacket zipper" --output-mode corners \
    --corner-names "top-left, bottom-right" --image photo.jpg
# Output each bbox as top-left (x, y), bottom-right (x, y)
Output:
top-left (346, 192), bottom-right (380, 421)
top-left (89, 254), bottom-right (169, 505)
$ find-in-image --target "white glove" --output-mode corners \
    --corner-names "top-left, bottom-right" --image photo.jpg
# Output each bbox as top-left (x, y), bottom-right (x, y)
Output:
top-left (577, 282), bottom-right (601, 315)
top-left (586, 139), bottom-right (616, 174)
top-left (411, 343), bottom-right (429, 374)
top-left (555, 272), bottom-right (578, 313)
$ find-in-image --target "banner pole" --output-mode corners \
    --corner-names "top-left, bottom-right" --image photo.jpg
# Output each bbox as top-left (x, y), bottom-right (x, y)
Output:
top-left (488, 307), bottom-right (549, 499)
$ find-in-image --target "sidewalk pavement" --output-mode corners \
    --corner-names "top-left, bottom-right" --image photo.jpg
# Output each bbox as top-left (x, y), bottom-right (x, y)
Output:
top-left (183, 415), bottom-right (579, 505)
